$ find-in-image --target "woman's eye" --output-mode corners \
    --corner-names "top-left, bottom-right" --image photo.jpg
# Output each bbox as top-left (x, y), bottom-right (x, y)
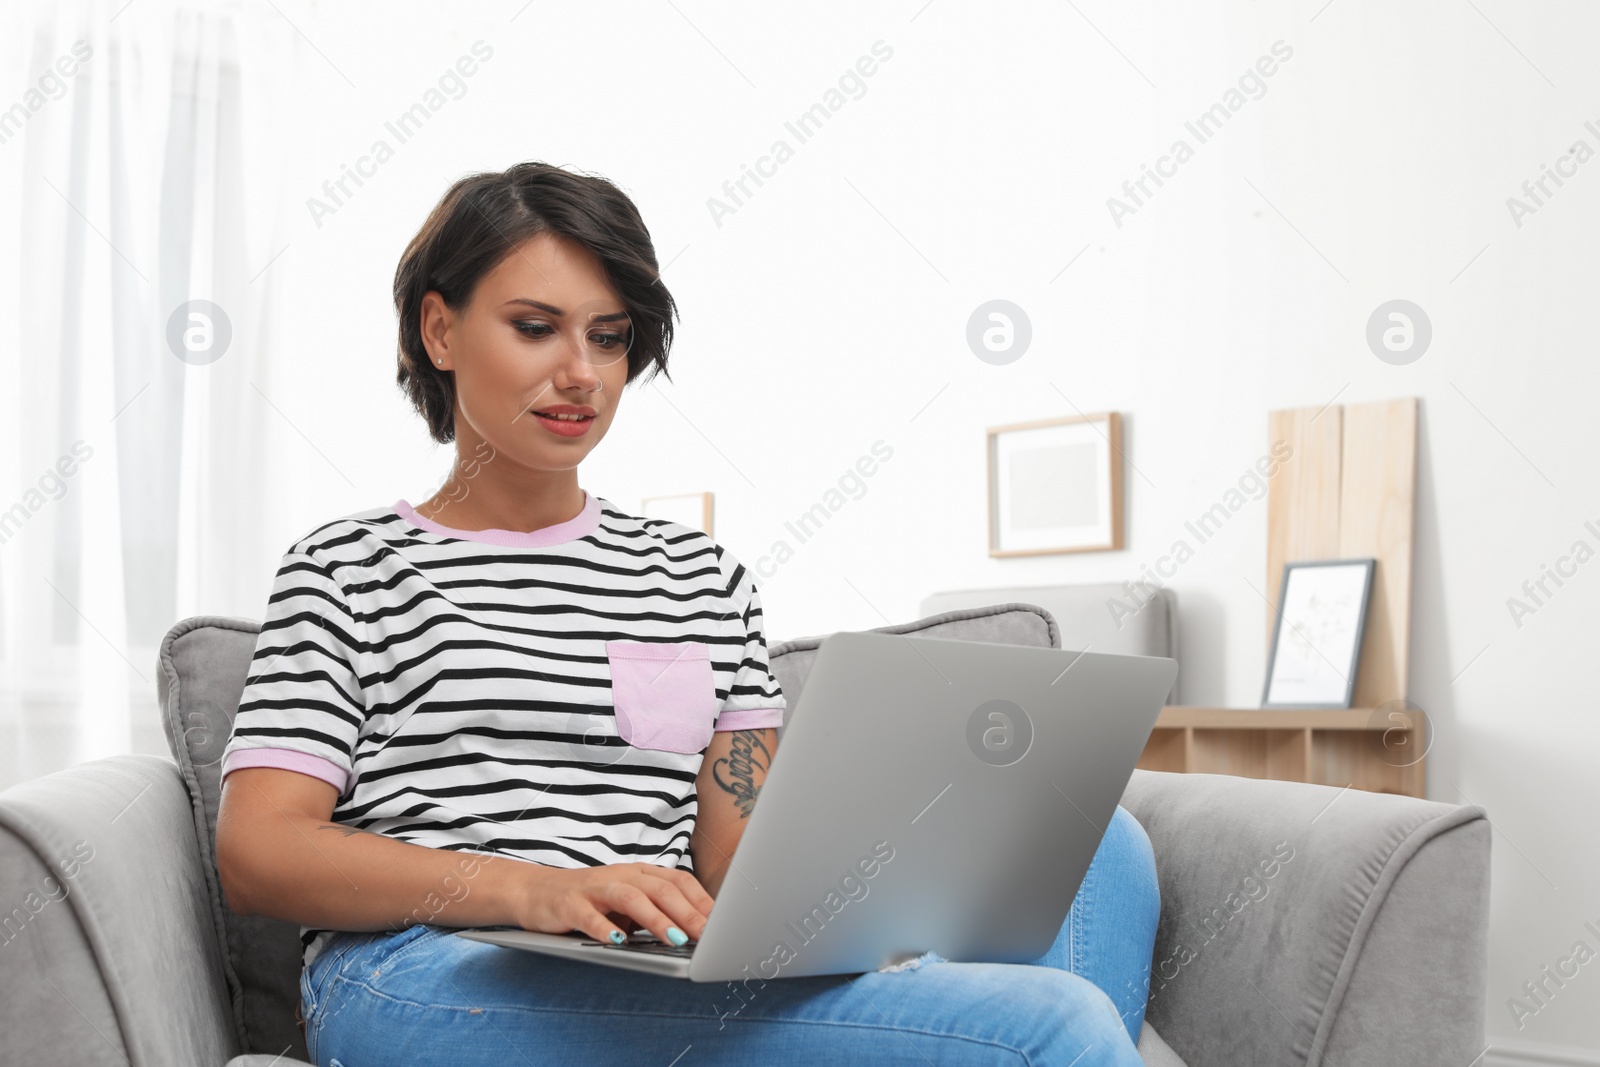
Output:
top-left (514, 323), bottom-right (625, 349)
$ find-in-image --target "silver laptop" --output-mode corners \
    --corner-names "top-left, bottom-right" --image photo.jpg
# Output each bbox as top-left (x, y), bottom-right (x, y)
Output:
top-left (455, 630), bottom-right (1177, 983)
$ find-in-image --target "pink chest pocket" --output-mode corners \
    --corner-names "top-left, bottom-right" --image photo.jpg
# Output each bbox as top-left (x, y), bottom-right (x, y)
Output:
top-left (604, 640), bottom-right (718, 754)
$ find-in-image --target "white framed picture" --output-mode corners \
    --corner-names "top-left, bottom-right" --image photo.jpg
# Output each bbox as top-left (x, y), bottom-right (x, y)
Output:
top-left (986, 412), bottom-right (1124, 556)
top-left (640, 491), bottom-right (714, 536)
top-left (1262, 559), bottom-right (1376, 709)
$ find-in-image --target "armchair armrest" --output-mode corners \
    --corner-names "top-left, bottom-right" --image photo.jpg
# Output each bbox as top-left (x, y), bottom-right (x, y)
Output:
top-left (0, 754), bottom-right (240, 1066)
top-left (1121, 769), bottom-right (1489, 1067)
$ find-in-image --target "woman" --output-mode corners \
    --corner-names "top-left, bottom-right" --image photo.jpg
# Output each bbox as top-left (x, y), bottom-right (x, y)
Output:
top-left (214, 161), bottom-right (1159, 1066)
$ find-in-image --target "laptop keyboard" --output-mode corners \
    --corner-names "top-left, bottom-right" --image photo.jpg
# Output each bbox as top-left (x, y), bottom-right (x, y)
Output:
top-left (580, 937), bottom-right (697, 958)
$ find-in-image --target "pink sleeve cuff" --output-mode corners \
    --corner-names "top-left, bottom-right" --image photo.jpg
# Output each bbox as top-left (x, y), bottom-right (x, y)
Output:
top-left (712, 706), bottom-right (785, 731)
top-left (221, 747), bottom-right (350, 793)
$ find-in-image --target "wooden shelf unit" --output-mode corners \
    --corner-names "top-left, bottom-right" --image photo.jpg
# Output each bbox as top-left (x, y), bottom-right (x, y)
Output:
top-left (1138, 707), bottom-right (1426, 797)
top-left (1136, 397), bottom-right (1423, 798)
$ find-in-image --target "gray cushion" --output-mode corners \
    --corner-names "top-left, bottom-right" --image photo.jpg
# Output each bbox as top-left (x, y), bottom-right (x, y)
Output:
top-left (217, 1031), bottom-right (1178, 1067)
top-left (0, 755), bottom-right (240, 1066)
top-left (922, 583), bottom-right (1180, 703)
top-left (768, 601), bottom-right (1060, 742)
top-left (1137, 1020), bottom-right (1188, 1067)
top-left (157, 615), bottom-right (308, 1062)
top-left (1121, 769), bottom-right (1489, 1067)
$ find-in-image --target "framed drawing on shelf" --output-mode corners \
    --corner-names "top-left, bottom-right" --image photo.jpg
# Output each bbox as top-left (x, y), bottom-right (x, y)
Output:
top-left (1261, 558), bottom-right (1376, 709)
top-left (987, 412), bottom-right (1124, 556)
top-left (641, 491), bottom-right (715, 536)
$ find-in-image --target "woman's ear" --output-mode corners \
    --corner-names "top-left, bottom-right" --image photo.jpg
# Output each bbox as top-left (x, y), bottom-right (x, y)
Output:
top-left (419, 290), bottom-right (452, 370)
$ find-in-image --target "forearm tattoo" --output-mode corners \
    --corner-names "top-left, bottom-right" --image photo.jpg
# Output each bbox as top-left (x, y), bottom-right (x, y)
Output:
top-left (711, 729), bottom-right (771, 819)
top-left (318, 822), bottom-right (382, 838)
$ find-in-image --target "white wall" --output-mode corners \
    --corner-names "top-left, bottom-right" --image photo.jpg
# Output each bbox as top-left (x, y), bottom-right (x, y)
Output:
top-left (23, 0), bottom-right (1600, 1059)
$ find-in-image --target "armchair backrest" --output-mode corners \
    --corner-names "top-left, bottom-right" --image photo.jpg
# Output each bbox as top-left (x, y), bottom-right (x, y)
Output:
top-left (766, 601), bottom-right (1059, 744)
top-left (922, 583), bottom-right (1180, 704)
top-left (157, 615), bottom-right (306, 1061)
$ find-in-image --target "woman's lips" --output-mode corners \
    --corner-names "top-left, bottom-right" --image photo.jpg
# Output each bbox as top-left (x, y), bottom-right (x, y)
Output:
top-left (532, 411), bottom-right (594, 437)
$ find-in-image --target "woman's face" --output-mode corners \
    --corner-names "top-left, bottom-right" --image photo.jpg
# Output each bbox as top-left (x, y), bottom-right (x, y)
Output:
top-left (422, 232), bottom-right (634, 474)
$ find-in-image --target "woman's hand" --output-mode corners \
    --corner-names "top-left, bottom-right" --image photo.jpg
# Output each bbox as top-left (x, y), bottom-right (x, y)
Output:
top-left (509, 862), bottom-right (715, 946)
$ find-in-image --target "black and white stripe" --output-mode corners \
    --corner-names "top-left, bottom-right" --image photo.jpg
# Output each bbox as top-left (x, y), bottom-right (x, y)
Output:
top-left (221, 495), bottom-right (785, 967)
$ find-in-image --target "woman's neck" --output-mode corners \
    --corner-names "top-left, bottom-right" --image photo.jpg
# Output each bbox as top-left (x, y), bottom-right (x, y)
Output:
top-left (413, 479), bottom-right (587, 534)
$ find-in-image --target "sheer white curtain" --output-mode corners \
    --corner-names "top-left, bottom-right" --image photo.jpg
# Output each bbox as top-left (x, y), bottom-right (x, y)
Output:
top-left (0, 0), bottom-right (303, 788)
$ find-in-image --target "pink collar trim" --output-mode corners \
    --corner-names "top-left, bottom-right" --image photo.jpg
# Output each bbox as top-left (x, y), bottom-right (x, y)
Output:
top-left (393, 490), bottom-right (601, 547)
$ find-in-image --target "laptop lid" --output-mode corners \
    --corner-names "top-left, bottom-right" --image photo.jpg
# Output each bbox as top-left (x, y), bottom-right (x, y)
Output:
top-left (687, 630), bottom-right (1177, 982)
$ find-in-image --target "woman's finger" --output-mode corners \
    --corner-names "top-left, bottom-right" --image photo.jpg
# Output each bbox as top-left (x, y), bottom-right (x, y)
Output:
top-left (632, 871), bottom-right (712, 941)
top-left (565, 897), bottom-right (631, 946)
top-left (646, 864), bottom-right (716, 916)
top-left (598, 880), bottom-right (689, 947)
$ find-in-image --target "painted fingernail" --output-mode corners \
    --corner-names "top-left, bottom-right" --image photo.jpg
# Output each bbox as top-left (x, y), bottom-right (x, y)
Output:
top-left (609, 930), bottom-right (626, 944)
top-left (666, 926), bottom-right (688, 946)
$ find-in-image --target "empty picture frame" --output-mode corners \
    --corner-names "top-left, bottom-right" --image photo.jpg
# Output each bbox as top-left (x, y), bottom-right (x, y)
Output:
top-left (1261, 558), bottom-right (1376, 709)
top-left (987, 412), bottom-right (1124, 556)
top-left (641, 492), bottom-right (715, 536)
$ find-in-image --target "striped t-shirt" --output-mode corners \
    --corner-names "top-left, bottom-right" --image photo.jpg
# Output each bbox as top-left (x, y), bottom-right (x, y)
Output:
top-left (219, 489), bottom-right (786, 968)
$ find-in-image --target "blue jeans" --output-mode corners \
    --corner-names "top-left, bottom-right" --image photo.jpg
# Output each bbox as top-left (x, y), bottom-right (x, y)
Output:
top-left (301, 806), bottom-right (1159, 1066)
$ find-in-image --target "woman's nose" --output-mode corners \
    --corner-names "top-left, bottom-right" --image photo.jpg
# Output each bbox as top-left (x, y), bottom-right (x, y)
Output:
top-left (557, 341), bottom-right (603, 390)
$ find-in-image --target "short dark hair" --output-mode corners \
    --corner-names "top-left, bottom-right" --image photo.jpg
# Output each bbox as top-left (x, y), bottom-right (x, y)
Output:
top-left (393, 161), bottom-right (678, 443)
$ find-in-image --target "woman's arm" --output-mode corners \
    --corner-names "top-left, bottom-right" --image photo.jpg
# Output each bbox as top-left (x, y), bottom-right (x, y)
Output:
top-left (216, 766), bottom-right (714, 943)
top-left (689, 726), bottom-right (777, 897)
top-left (216, 767), bottom-right (527, 931)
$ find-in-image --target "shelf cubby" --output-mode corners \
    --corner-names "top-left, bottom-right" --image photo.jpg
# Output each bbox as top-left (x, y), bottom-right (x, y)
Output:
top-left (1137, 707), bottom-right (1425, 798)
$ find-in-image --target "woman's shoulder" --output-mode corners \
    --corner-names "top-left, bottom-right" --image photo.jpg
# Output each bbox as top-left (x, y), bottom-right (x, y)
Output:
top-left (605, 501), bottom-right (709, 543)
top-left (281, 503), bottom-right (410, 561)
top-left (595, 496), bottom-right (749, 592)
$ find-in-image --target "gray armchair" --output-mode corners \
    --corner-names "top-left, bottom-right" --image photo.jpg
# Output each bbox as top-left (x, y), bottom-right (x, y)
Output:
top-left (0, 593), bottom-right (1489, 1066)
